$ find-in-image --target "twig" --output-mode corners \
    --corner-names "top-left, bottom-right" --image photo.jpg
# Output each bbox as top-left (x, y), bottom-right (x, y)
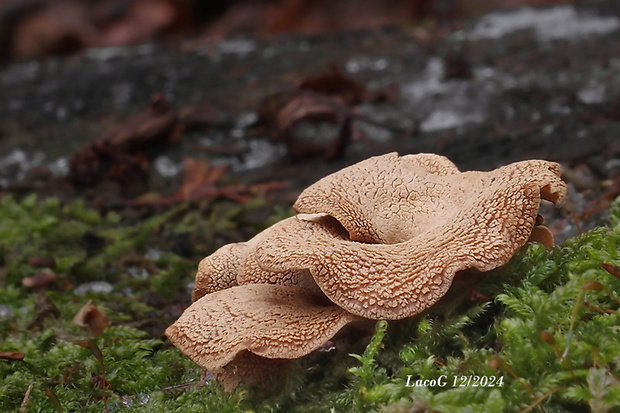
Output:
top-left (19, 383), bottom-right (33, 413)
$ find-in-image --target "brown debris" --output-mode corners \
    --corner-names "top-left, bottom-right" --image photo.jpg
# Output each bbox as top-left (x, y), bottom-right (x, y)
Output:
top-left (601, 263), bottom-right (620, 279)
top-left (68, 93), bottom-right (178, 188)
top-left (257, 64), bottom-right (398, 160)
top-left (96, 93), bottom-right (179, 150)
top-left (73, 300), bottom-right (110, 336)
top-left (9, 1), bottom-right (96, 61)
top-left (28, 256), bottom-right (57, 269)
top-left (3, 0), bottom-right (190, 62)
top-left (170, 157), bottom-right (229, 202)
top-left (22, 271), bottom-right (57, 289)
top-left (2, 1), bottom-right (578, 63)
top-left (122, 157), bottom-right (286, 207)
top-left (0, 351), bottom-right (25, 360)
top-left (65, 91), bottom-right (234, 199)
top-left (299, 64), bottom-right (372, 106)
top-left (258, 90), bottom-right (352, 160)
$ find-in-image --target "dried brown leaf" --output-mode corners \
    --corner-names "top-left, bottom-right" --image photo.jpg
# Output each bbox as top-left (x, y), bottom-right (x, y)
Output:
top-left (22, 271), bottom-right (57, 289)
top-left (123, 157), bottom-right (285, 206)
top-left (28, 256), bottom-right (56, 269)
top-left (601, 263), bottom-right (620, 279)
top-left (73, 300), bottom-right (110, 336)
top-left (262, 91), bottom-right (352, 159)
top-left (299, 64), bottom-right (367, 106)
top-left (0, 351), bottom-right (25, 360)
top-left (67, 93), bottom-right (177, 187)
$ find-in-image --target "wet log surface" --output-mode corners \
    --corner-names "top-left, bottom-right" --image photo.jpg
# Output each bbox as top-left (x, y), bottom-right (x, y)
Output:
top-left (1, 1), bottom-right (620, 241)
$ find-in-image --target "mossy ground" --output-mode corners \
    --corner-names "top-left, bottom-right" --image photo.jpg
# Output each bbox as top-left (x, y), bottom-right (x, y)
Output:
top-left (1, 194), bottom-right (619, 412)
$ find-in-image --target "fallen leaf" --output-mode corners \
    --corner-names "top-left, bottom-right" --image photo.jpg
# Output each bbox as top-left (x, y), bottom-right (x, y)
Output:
top-left (73, 300), bottom-right (110, 336)
top-left (299, 64), bottom-right (368, 106)
top-left (98, 0), bottom-right (178, 47)
top-left (178, 101), bottom-right (231, 131)
top-left (67, 93), bottom-right (178, 188)
top-left (122, 157), bottom-right (286, 206)
top-left (103, 93), bottom-right (177, 150)
top-left (28, 256), bottom-right (56, 269)
top-left (0, 351), bottom-right (25, 360)
top-left (601, 263), bottom-right (620, 279)
top-left (22, 271), bottom-right (57, 289)
top-left (177, 157), bottom-right (228, 201)
top-left (11, 1), bottom-right (95, 61)
top-left (299, 64), bottom-right (398, 104)
top-left (259, 91), bottom-right (352, 159)
top-left (258, 65), bottom-right (398, 160)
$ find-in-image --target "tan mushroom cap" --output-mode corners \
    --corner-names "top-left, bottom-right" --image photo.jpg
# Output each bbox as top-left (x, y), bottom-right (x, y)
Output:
top-left (528, 225), bottom-right (555, 249)
top-left (192, 243), bottom-right (243, 301)
top-left (238, 214), bottom-right (347, 296)
top-left (166, 284), bottom-right (360, 374)
top-left (192, 218), bottom-right (307, 301)
top-left (294, 153), bottom-right (567, 244)
top-left (193, 216), bottom-right (348, 301)
top-left (256, 159), bottom-right (567, 319)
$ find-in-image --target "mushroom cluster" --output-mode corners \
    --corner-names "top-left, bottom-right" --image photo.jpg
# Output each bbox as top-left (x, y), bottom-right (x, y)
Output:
top-left (166, 152), bottom-right (567, 390)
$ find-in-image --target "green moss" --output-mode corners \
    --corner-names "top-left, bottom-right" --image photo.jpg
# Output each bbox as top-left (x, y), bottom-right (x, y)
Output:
top-left (1, 194), bottom-right (620, 412)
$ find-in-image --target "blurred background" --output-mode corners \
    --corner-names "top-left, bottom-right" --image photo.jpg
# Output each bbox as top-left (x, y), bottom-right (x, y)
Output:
top-left (1, 0), bottom-right (574, 63)
top-left (1, 0), bottom-right (618, 233)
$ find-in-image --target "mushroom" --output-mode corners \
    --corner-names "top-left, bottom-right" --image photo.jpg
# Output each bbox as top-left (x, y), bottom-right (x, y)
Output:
top-left (192, 243), bottom-right (243, 301)
top-left (192, 215), bottom-right (348, 301)
top-left (293, 153), bottom-right (460, 243)
top-left (170, 152), bottom-right (568, 390)
top-left (255, 154), bottom-right (567, 319)
top-left (528, 215), bottom-right (556, 249)
top-left (293, 153), bottom-right (566, 244)
top-left (166, 284), bottom-right (360, 390)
